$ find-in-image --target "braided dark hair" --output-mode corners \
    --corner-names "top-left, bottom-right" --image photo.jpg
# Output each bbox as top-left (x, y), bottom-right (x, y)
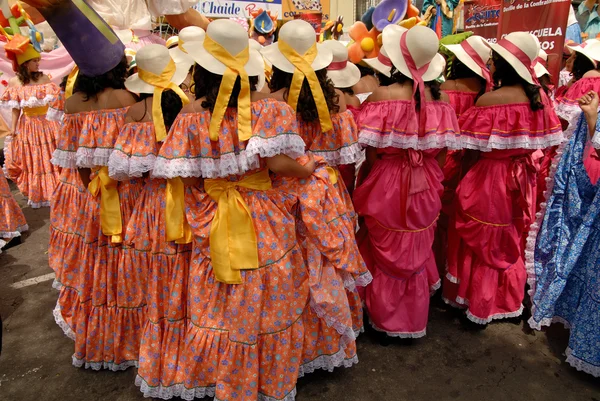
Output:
top-left (448, 56), bottom-right (486, 101)
top-left (268, 67), bottom-right (340, 122)
top-left (492, 51), bottom-right (543, 111)
top-left (193, 65), bottom-right (258, 112)
top-left (76, 56), bottom-right (128, 101)
top-left (137, 90), bottom-right (184, 131)
top-left (572, 52), bottom-right (596, 81)
top-left (389, 66), bottom-right (442, 110)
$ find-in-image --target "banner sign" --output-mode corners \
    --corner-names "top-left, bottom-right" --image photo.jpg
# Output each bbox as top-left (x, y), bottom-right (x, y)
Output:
top-left (282, 0), bottom-right (330, 22)
top-left (497, 0), bottom-right (571, 84)
top-left (195, 0), bottom-right (282, 19)
top-left (464, 0), bottom-right (501, 43)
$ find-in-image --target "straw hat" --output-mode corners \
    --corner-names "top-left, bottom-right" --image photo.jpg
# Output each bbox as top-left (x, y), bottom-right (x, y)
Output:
top-left (170, 26), bottom-right (206, 70)
top-left (249, 39), bottom-right (267, 91)
top-left (183, 19), bottom-right (264, 77)
top-left (166, 36), bottom-right (179, 49)
top-left (125, 44), bottom-right (189, 94)
top-left (489, 32), bottom-right (539, 85)
top-left (568, 39), bottom-right (600, 66)
top-left (383, 25), bottom-right (445, 82)
top-left (321, 40), bottom-right (360, 88)
top-left (443, 35), bottom-right (491, 79)
top-left (364, 25), bottom-right (406, 78)
top-left (534, 49), bottom-right (550, 78)
top-left (261, 20), bottom-right (333, 73)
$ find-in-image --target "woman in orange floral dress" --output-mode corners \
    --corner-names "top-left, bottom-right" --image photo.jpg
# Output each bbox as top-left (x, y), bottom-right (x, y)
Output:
top-left (0, 167), bottom-right (28, 252)
top-left (1, 44), bottom-right (60, 208)
top-left (137, 20), bottom-right (360, 400)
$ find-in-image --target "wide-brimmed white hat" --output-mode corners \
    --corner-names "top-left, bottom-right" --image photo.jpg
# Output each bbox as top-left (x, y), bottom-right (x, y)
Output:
top-left (383, 25), bottom-right (445, 82)
top-left (321, 40), bottom-right (360, 88)
top-left (568, 40), bottom-right (600, 66)
top-left (169, 26), bottom-right (206, 71)
top-left (364, 26), bottom-right (406, 78)
top-left (125, 44), bottom-right (189, 94)
top-left (534, 49), bottom-right (550, 78)
top-left (490, 32), bottom-right (539, 85)
top-left (249, 39), bottom-right (267, 91)
top-left (183, 19), bottom-right (264, 77)
top-left (443, 35), bottom-right (491, 79)
top-left (166, 36), bottom-right (179, 49)
top-left (261, 20), bottom-right (333, 73)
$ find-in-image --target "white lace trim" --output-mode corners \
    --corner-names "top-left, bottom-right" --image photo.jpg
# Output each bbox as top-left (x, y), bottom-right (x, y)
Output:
top-left (359, 131), bottom-right (461, 151)
top-left (309, 299), bottom-right (356, 350)
top-left (430, 279), bottom-right (441, 295)
top-left (445, 272), bottom-right (459, 284)
top-left (442, 296), bottom-right (465, 309)
top-left (76, 148), bottom-right (113, 168)
top-left (527, 315), bottom-right (571, 331)
top-left (298, 349), bottom-right (358, 377)
top-left (52, 302), bottom-right (76, 341)
top-left (3, 135), bottom-right (13, 178)
top-left (154, 135), bottom-right (306, 179)
top-left (565, 347), bottom-right (600, 377)
top-left (354, 270), bottom-right (373, 288)
top-left (465, 304), bottom-right (524, 325)
top-left (108, 151), bottom-right (156, 181)
top-left (0, 224), bottom-right (28, 238)
top-left (135, 375), bottom-right (298, 401)
top-left (369, 319), bottom-right (427, 339)
top-left (51, 149), bottom-right (77, 168)
top-left (455, 296), bottom-right (469, 306)
top-left (457, 131), bottom-right (565, 152)
top-left (0, 94), bottom-right (55, 109)
top-left (310, 143), bottom-right (363, 166)
top-left (72, 356), bottom-right (139, 371)
top-left (52, 279), bottom-right (62, 290)
top-left (555, 102), bottom-right (580, 123)
top-left (27, 200), bottom-right (50, 209)
top-left (46, 107), bottom-right (64, 123)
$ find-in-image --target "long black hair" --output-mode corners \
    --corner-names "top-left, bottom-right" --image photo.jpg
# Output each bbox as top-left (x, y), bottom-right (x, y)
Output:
top-left (492, 51), bottom-right (543, 111)
top-left (193, 65), bottom-right (258, 112)
top-left (268, 67), bottom-right (340, 122)
top-left (135, 90), bottom-right (184, 131)
top-left (389, 66), bottom-right (442, 110)
top-left (76, 56), bottom-right (129, 101)
top-left (572, 52), bottom-right (596, 81)
top-left (448, 56), bottom-right (487, 101)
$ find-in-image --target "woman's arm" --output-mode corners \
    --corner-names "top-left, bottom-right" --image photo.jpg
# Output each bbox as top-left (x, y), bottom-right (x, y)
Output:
top-left (10, 108), bottom-right (20, 135)
top-left (266, 154), bottom-right (316, 178)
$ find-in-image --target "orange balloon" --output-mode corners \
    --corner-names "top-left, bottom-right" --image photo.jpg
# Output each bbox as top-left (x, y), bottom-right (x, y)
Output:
top-left (348, 43), bottom-right (365, 64)
top-left (406, 4), bottom-right (420, 19)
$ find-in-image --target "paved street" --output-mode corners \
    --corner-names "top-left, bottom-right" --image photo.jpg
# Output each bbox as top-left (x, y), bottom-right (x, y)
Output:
top-left (0, 185), bottom-right (599, 401)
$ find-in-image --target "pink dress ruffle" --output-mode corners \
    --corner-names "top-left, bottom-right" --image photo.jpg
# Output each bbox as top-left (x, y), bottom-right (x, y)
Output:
top-left (444, 103), bottom-right (559, 323)
top-left (1, 83), bottom-right (61, 208)
top-left (358, 100), bottom-right (461, 150)
top-left (355, 100), bottom-right (459, 337)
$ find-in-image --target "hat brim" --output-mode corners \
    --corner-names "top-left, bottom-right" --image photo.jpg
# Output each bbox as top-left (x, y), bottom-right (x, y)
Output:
top-left (534, 62), bottom-right (550, 78)
top-left (169, 46), bottom-right (195, 71)
top-left (384, 30), bottom-right (445, 82)
top-left (443, 43), bottom-right (486, 79)
top-left (124, 61), bottom-right (190, 94)
top-left (569, 45), bottom-right (599, 66)
top-left (183, 42), bottom-right (264, 77)
top-left (327, 63), bottom-right (361, 88)
top-left (261, 42), bottom-right (333, 73)
top-left (489, 42), bottom-right (534, 85)
top-left (364, 56), bottom-right (391, 77)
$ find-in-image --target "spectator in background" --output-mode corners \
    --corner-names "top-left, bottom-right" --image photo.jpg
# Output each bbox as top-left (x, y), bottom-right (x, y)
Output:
top-left (577, 0), bottom-right (600, 40)
top-left (567, 4), bottom-right (582, 44)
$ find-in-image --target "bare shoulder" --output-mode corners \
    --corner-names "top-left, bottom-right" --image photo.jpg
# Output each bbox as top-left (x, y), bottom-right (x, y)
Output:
top-left (65, 92), bottom-right (87, 114)
top-left (8, 76), bottom-right (21, 87)
top-left (440, 79), bottom-right (456, 91)
top-left (180, 98), bottom-right (207, 114)
top-left (113, 89), bottom-right (138, 108)
top-left (38, 74), bottom-right (52, 84)
top-left (364, 86), bottom-right (389, 103)
top-left (475, 90), bottom-right (503, 107)
top-left (125, 99), bottom-right (150, 122)
top-left (439, 90), bottom-right (450, 103)
top-left (583, 70), bottom-right (600, 78)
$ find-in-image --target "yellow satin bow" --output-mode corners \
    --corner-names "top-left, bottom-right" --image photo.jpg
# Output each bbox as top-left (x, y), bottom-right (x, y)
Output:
top-left (137, 59), bottom-right (190, 142)
top-left (278, 39), bottom-right (333, 133)
top-left (65, 66), bottom-right (79, 99)
top-left (165, 178), bottom-right (193, 244)
top-left (326, 166), bottom-right (338, 185)
top-left (203, 35), bottom-right (251, 142)
top-left (88, 166), bottom-right (123, 243)
top-left (204, 169), bottom-right (272, 284)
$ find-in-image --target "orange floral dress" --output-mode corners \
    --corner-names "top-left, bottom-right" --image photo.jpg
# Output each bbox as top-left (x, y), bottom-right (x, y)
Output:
top-left (47, 89), bottom-right (65, 123)
top-left (50, 107), bottom-right (146, 371)
top-left (0, 167), bottom-right (28, 249)
top-left (1, 82), bottom-right (61, 208)
top-left (137, 98), bottom-right (360, 400)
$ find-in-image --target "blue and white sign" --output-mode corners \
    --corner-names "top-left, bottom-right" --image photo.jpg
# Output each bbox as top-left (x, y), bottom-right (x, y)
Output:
top-left (195, 0), bottom-right (283, 19)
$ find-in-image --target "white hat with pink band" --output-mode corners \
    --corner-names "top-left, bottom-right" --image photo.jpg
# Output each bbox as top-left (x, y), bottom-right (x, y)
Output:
top-left (443, 35), bottom-right (492, 91)
top-left (321, 40), bottom-right (361, 88)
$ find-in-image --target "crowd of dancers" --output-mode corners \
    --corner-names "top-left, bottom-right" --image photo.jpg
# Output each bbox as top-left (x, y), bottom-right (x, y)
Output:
top-left (0, 3), bottom-right (599, 399)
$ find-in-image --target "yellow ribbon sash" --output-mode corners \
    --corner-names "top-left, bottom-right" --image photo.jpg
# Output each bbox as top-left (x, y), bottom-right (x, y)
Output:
top-left (203, 35), bottom-right (251, 142)
top-left (65, 66), bottom-right (79, 99)
top-left (277, 39), bottom-right (333, 132)
top-left (165, 178), bottom-right (193, 244)
top-left (326, 166), bottom-right (338, 185)
top-left (23, 106), bottom-right (48, 116)
top-left (88, 166), bottom-right (123, 243)
top-left (137, 59), bottom-right (190, 142)
top-left (204, 169), bottom-right (272, 284)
